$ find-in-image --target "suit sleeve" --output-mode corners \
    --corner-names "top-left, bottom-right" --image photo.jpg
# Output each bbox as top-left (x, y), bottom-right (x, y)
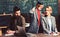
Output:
top-left (53, 17), bottom-right (58, 32)
top-left (21, 16), bottom-right (26, 30)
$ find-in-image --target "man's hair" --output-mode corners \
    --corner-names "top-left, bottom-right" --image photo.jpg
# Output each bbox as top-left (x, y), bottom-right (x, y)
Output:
top-left (45, 6), bottom-right (52, 11)
top-left (13, 6), bottom-right (20, 13)
top-left (36, 2), bottom-right (43, 5)
top-left (36, 2), bottom-right (43, 8)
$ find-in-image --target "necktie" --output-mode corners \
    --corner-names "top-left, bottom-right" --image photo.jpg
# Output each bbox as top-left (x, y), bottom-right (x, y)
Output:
top-left (36, 9), bottom-right (40, 26)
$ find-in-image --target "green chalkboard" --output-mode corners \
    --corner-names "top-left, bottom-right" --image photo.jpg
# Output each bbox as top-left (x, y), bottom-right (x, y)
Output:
top-left (39, 0), bottom-right (58, 15)
top-left (0, 0), bottom-right (37, 13)
top-left (0, 0), bottom-right (58, 15)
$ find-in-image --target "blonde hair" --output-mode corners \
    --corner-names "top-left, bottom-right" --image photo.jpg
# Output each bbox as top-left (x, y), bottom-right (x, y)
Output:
top-left (46, 6), bottom-right (52, 10)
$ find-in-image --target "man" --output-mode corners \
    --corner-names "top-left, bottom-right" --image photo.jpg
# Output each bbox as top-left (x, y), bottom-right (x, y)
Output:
top-left (28, 2), bottom-right (44, 33)
top-left (7, 6), bottom-right (27, 37)
top-left (42, 6), bottom-right (59, 35)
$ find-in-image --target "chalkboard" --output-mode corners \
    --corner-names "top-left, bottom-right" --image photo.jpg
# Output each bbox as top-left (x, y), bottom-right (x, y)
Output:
top-left (0, 0), bottom-right (58, 15)
top-left (39, 0), bottom-right (58, 15)
top-left (0, 0), bottom-right (37, 13)
top-left (0, 15), bottom-right (11, 26)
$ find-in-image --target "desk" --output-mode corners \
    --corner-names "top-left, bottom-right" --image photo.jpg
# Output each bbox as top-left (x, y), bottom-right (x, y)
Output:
top-left (1, 33), bottom-right (60, 37)
top-left (27, 33), bottom-right (60, 37)
top-left (37, 33), bottom-right (60, 37)
top-left (0, 26), bottom-right (7, 36)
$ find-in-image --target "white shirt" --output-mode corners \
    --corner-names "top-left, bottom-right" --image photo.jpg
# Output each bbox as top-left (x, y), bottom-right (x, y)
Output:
top-left (47, 17), bottom-right (52, 33)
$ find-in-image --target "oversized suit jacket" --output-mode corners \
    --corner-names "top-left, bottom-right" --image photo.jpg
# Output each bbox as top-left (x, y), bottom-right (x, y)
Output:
top-left (28, 7), bottom-right (41, 33)
top-left (41, 16), bottom-right (58, 34)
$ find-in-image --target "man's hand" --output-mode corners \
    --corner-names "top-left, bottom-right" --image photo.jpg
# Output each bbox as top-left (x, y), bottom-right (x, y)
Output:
top-left (50, 32), bottom-right (53, 35)
top-left (56, 32), bottom-right (60, 34)
top-left (7, 30), bottom-right (15, 34)
top-left (50, 32), bottom-right (59, 36)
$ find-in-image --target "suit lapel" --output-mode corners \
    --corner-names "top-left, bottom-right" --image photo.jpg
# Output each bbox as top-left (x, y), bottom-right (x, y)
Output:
top-left (45, 17), bottom-right (49, 26)
top-left (50, 16), bottom-right (54, 31)
top-left (43, 17), bottom-right (49, 29)
top-left (35, 9), bottom-right (38, 19)
top-left (50, 16), bottom-right (53, 27)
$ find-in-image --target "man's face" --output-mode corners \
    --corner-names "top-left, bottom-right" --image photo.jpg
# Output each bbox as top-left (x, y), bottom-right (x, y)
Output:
top-left (15, 10), bottom-right (21, 16)
top-left (38, 5), bottom-right (44, 10)
top-left (45, 8), bottom-right (52, 15)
